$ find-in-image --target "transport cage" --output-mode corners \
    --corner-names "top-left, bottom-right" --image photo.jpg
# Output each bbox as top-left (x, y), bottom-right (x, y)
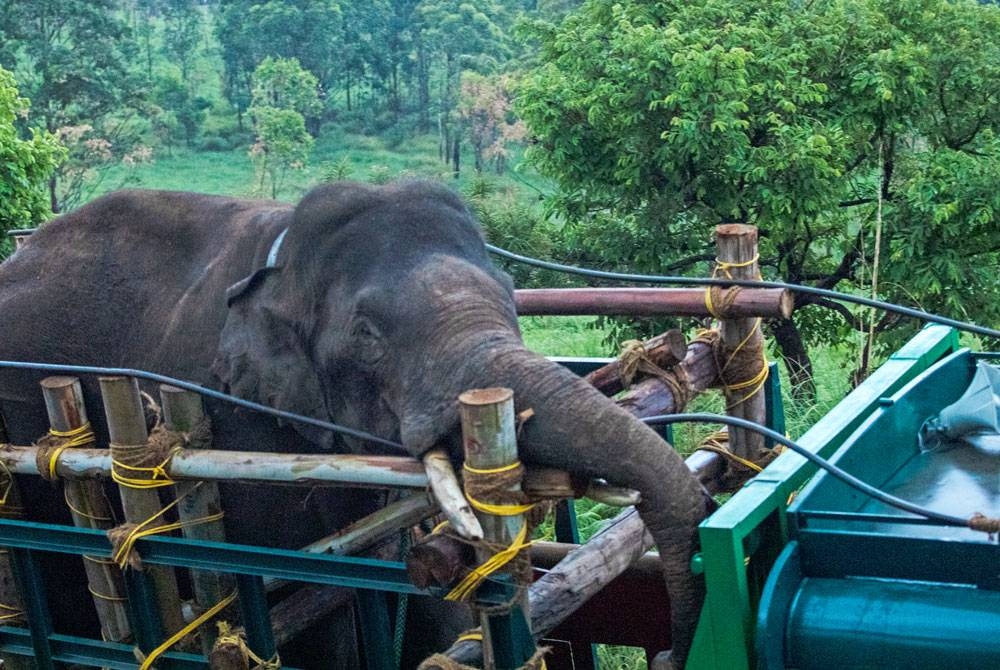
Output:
top-left (757, 345), bottom-right (1000, 670)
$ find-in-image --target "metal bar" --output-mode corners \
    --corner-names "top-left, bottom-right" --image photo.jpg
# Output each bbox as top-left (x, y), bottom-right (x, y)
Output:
top-left (8, 549), bottom-right (55, 670)
top-left (235, 574), bottom-right (276, 663)
top-left (8, 447), bottom-right (428, 489)
top-left (514, 288), bottom-right (793, 318)
top-left (0, 627), bottom-right (211, 670)
top-left (355, 590), bottom-right (394, 670)
top-left (0, 519), bottom-right (514, 604)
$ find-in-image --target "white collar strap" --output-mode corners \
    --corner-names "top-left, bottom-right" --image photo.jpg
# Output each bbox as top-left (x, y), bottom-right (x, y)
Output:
top-left (266, 228), bottom-right (289, 268)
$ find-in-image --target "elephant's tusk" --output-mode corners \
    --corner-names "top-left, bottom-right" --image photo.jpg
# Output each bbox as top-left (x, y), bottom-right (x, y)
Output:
top-left (422, 448), bottom-right (484, 540)
top-left (585, 480), bottom-right (642, 506)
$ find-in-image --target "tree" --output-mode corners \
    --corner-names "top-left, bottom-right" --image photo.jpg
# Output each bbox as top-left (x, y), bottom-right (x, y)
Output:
top-left (517, 0), bottom-right (1000, 394)
top-left (216, 0), bottom-right (342, 129)
top-left (249, 58), bottom-right (319, 198)
top-left (0, 0), bottom-right (143, 212)
top-left (459, 72), bottom-right (526, 174)
top-left (0, 66), bottom-right (65, 248)
top-left (161, 0), bottom-right (204, 84)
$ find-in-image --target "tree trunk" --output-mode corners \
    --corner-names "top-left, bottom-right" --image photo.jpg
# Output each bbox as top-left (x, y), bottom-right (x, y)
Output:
top-left (770, 318), bottom-right (815, 400)
top-left (452, 136), bottom-right (460, 179)
top-left (417, 45), bottom-right (430, 133)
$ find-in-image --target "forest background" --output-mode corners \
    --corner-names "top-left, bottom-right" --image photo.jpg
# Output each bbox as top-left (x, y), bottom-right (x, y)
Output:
top-left (3, 1), bottom-right (1000, 666)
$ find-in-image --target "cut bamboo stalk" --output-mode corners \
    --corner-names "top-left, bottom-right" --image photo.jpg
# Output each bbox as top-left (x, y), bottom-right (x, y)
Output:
top-left (514, 287), bottom-right (793, 318)
top-left (160, 384), bottom-right (234, 651)
top-left (716, 225), bottom-right (768, 461)
top-left (99, 376), bottom-right (186, 641)
top-left (458, 387), bottom-right (535, 670)
top-left (41, 376), bottom-right (131, 643)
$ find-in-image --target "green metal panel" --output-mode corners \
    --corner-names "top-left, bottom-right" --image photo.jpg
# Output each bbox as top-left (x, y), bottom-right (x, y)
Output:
top-left (686, 325), bottom-right (960, 670)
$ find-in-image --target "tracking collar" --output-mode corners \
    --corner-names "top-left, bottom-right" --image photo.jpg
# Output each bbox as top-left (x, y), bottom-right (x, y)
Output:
top-left (266, 227), bottom-right (289, 268)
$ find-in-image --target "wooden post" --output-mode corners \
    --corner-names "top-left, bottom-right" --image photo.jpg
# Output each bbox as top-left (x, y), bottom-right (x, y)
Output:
top-left (99, 376), bottom-right (187, 641)
top-left (458, 388), bottom-right (535, 670)
top-left (715, 224), bottom-right (768, 461)
top-left (41, 376), bottom-right (131, 643)
top-left (160, 385), bottom-right (234, 651)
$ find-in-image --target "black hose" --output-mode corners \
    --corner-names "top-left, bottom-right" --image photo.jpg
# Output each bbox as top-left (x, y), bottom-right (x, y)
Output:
top-left (0, 360), bottom-right (405, 451)
top-left (487, 244), bottom-right (1000, 340)
top-left (642, 412), bottom-right (972, 528)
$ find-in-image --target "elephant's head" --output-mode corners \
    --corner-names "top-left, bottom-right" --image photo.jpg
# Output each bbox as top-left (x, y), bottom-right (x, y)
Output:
top-left (213, 180), bottom-right (709, 666)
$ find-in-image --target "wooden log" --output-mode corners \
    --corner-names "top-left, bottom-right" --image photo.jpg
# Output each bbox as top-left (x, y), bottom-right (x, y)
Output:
top-left (514, 288), bottom-right (793, 319)
top-left (715, 224), bottom-right (768, 461)
top-left (270, 584), bottom-right (355, 648)
top-left (99, 376), bottom-right (186, 641)
top-left (585, 330), bottom-right (688, 396)
top-left (459, 387), bottom-right (535, 670)
top-left (41, 376), bottom-right (131, 643)
top-left (160, 385), bottom-right (233, 651)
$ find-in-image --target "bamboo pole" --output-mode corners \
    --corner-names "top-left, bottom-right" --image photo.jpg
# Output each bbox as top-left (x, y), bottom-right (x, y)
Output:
top-left (458, 387), bottom-right (535, 670)
top-left (160, 385), bottom-right (234, 651)
top-left (41, 376), bottom-right (131, 643)
top-left (99, 376), bottom-right (186, 641)
top-left (715, 225), bottom-right (768, 461)
top-left (514, 287), bottom-right (793, 318)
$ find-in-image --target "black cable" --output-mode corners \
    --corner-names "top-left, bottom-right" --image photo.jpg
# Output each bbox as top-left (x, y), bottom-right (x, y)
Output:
top-left (487, 244), bottom-right (1000, 340)
top-left (641, 412), bottom-right (972, 528)
top-left (0, 360), bottom-right (405, 451)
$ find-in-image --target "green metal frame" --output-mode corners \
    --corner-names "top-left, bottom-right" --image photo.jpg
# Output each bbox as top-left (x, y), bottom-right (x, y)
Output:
top-left (685, 324), bottom-right (960, 670)
top-left (0, 517), bottom-right (520, 669)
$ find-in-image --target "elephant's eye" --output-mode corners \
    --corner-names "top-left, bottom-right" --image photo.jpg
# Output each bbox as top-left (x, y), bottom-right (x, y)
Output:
top-left (352, 316), bottom-right (385, 366)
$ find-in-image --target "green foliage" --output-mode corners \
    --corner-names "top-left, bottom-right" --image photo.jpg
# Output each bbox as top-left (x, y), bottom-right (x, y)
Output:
top-left (154, 68), bottom-right (212, 147)
top-left (0, 67), bottom-right (65, 239)
top-left (251, 57), bottom-right (323, 122)
top-left (517, 0), bottom-right (1000, 387)
top-left (0, 0), bottom-right (143, 212)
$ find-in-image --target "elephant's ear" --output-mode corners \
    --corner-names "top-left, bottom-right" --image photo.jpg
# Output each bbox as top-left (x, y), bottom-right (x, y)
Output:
top-left (212, 268), bottom-right (335, 450)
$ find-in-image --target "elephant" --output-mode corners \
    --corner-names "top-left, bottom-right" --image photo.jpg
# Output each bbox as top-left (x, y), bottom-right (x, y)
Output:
top-left (0, 180), bottom-right (710, 668)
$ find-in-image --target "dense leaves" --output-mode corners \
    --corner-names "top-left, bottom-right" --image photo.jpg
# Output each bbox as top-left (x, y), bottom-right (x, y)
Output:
top-left (517, 0), bottom-right (1000, 387)
top-left (0, 67), bottom-right (65, 244)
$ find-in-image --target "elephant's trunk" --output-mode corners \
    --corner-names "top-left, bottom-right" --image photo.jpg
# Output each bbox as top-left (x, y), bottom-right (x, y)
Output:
top-left (478, 346), bottom-right (709, 667)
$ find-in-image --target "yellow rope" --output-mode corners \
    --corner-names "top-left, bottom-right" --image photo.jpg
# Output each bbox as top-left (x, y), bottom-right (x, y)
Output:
top-left (463, 461), bottom-right (522, 476)
top-left (0, 460), bottom-right (13, 506)
top-left (64, 489), bottom-right (114, 524)
top-left (88, 584), bottom-right (128, 603)
top-left (214, 621), bottom-right (282, 670)
top-left (48, 423), bottom-right (96, 446)
top-left (714, 254), bottom-right (760, 278)
top-left (47, 445), bottom-right (70, 481)
top-left (456, 630), bottom-right (483, 643)
top-left (112, 446), bottom-right (182, 490)
top-left (138, 591), bottom-right (239, 670)
top-left (111, 483), bottom-right (224, 570)
top-left (695, 441), bottom-right (764, 473)
top-left (445, 521), bottom-right (532, 602)
top-left (0, 602), bottom-right (24, 622)
top-left (461, 462), bottom-right (536, 516)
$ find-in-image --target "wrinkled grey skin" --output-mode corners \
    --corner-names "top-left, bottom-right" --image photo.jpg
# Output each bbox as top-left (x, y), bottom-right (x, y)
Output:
top-left (0, 181), bottom-right (709, 667)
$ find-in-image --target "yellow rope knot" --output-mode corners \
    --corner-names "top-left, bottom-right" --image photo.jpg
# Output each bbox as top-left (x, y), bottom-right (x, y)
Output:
top-left (694, 432), bottom-right (764, 474)
top-left (34, 422), bottom-right (96, 482)
top-left (111, 417), bottom-right (211, 490)
top-left (428, 460), bottom-right (536, 604)
top-left (107, 482), bottom-right (223, 571)
top-left (615, 339), bottom-right (692, 410)
top-left (136, 592), bottom-right (245, 670)
top-left (211, 620), bottom-right (282, 670)
top-left (418, 629), bottom-right (549, 670)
